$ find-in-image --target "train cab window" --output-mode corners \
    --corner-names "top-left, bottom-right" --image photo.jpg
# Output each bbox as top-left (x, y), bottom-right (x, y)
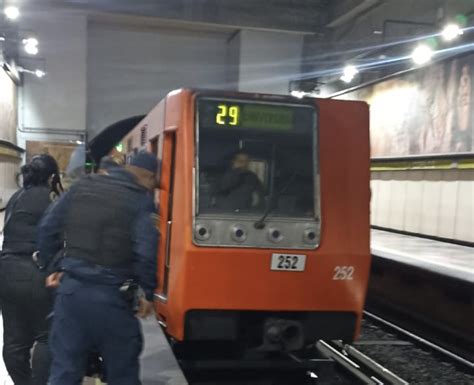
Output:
top-left (196, 98), bottom-right (318, 220)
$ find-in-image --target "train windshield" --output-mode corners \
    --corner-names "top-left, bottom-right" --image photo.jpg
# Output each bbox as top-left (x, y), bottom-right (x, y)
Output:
top-left (196, 98), bottom-right (318, 219)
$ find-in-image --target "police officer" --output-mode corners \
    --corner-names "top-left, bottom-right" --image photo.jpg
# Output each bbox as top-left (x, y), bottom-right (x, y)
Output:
top-left (97, 155), bottom-right (123, 175)
top-left (37, 151), bottom-right (159, 385)
top-left (0, 154), bottom-right (61, 385)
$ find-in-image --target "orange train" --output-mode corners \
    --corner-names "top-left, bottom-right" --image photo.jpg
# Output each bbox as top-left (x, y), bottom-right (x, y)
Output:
top-left (116, 88), bottom-right (371, 352)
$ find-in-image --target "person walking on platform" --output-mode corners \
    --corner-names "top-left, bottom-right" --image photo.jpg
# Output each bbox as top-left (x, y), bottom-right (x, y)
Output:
top-left (0, 154), bottom-right (62, 385)
top-left (37, 151), bottom-right (159, 385)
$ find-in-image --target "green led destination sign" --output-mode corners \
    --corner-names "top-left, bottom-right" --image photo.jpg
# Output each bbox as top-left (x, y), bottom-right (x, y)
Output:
top-left (199, 99), bottom-right (297, 131)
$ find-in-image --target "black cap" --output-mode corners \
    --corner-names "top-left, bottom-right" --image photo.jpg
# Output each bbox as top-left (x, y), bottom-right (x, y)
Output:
top-left (99, 156), bottom-right (121, 171)
top-left (130, 151), bottom-right (158, 173)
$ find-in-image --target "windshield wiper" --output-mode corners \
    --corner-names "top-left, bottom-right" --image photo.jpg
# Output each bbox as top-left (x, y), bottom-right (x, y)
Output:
top-left (254, 173), bottom-right (297, 229)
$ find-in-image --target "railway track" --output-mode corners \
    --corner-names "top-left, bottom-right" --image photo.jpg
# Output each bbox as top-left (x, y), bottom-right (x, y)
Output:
top-left (316, 340), bottom-right (408, 385)
top-left (362, 311), bottom-right (474, 371)
top-left (315, 310), bottom-right (474, 385)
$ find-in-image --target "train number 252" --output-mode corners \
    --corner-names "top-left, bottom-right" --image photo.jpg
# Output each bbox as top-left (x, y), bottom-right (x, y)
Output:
top-left (277, 255), bottom-right (299, 269)
top-left (333, 266), bottom-right (354, 280)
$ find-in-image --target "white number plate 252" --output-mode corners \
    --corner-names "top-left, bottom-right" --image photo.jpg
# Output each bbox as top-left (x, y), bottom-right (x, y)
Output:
top-left (271, 254), bottom-right (307, 271)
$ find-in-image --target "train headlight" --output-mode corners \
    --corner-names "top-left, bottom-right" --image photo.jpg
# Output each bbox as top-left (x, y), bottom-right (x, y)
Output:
top-left (268, 227), bottom-right (284, 243)
top-left (195, 223), bottom-right (211, 241)
top-left (303, 228), bottom-right (318, 244)
top-left (231, 224), bottom-right (247, 242)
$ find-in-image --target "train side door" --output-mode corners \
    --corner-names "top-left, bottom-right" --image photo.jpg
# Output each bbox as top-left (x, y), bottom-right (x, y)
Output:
top-left (155, 130), bottom-right (176, 303)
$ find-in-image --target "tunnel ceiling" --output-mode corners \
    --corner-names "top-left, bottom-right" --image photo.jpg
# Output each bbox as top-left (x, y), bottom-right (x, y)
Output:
top-left (52, 0), bottom-right (365, 33)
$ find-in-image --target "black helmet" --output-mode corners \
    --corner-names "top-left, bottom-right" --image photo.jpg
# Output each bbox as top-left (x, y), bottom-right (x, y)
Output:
top-left (21, 154), bottom-right (60, 188)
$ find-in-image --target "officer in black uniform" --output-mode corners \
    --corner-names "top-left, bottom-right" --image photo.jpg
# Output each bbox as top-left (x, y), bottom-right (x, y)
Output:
top-left (37, 151), bottom-right (159, 385)
top-left (0, 154), bottom-right (61, 385)
top-left (97, 155), bottom-right (123, 175)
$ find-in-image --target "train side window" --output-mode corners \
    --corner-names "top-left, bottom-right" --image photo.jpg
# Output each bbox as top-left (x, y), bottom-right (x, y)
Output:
top-left (150, 135), bottom-right (159, 156)
top-left (155, 135), bottom-right (163, 206)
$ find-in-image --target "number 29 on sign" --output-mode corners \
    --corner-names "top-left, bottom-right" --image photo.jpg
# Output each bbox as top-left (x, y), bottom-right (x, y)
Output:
top-left (216, 104), bottom-right (240, 126)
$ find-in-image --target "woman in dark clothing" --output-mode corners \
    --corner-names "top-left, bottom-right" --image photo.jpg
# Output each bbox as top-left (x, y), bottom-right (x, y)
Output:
top-left (0, 154), bottom-right (62, 385)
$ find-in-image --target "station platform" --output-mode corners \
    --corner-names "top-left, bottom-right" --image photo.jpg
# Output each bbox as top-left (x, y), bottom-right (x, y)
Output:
top-left (0, 316), bottom-right (187, 385)
top-left (139, 319), bottom-right (188, 385)
top-left (368, 229), bottom-right (474, 360)
top-left (371, 229), bottom-right (474, 283)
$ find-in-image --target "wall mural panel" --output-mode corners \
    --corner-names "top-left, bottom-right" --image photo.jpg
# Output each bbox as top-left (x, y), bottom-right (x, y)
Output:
top-left (340, 53), bottom-right (473, 157)
top-left (0, 69), bottom-right (17, 144)
top-left (26, 141), bottom-right (78, 173)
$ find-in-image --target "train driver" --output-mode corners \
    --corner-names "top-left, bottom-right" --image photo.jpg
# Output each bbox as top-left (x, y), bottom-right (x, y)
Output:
top-left (216, 150), bottom-right (265, 211)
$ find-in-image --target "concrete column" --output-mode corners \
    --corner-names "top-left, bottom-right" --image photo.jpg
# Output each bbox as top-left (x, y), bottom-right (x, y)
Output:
top-left (18, 9), bottom-right (87, 148)
top-left (226, 32), bottom-right (240, 90)
top-left (237, 30), bottom-right (304, 95)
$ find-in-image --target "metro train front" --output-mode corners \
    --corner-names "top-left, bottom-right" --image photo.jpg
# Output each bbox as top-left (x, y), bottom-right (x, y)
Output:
top-left (119, 89), bottom-right (371, 353)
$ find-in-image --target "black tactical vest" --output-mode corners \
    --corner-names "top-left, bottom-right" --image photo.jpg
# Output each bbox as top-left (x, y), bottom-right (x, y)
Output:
top-left (2, 186), bottom-right (52, 256)
top-left (64, 174), bottom-right (144, 267)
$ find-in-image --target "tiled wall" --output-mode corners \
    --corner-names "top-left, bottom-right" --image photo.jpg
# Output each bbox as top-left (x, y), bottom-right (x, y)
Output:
top-left (371, 169), bottom-right (474, 242)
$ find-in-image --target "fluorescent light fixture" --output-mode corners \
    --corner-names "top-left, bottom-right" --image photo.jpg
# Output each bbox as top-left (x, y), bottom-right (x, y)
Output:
top-left (23, 37), bottom-right (38, 46)
top-left (22, 37), bottom-right (39, 55)
top-left (17, 67), bottom-right (46, 79)
top-left (441, 24), bottom-right (463, 41)
top-left (340, 65), bottom-right (359, 83)
top-left (4, 6), bottom-right (20, 20)
top-left (411, 44), bottom-right (433, 65)
top-left (24, 43), bottom-right (38, 55)
top-left (290, 90), bottom-right (305, 98)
